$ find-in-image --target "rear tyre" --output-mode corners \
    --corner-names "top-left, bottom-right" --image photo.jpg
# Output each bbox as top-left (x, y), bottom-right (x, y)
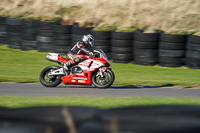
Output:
top-left (39, 66), bottom-right (62, 87)
top-left (92, 69), bottom-right (115, 89)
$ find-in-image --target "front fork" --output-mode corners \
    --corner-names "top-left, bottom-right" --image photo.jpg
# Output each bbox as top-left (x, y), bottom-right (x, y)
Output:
top-left (99, 67), bottom-right (109, 77)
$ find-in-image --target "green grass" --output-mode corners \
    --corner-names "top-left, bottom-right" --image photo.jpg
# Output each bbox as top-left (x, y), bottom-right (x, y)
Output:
top-left (0, 45), bottom-right (199, 86)
top-left (1, 96), bottom-right (200, 109)
top-left (114, 63), bottom-right (200, 86)
top-left (0, 46), bottom-right (199, 108)
top-left (0, 45), bottom-right (55, 83)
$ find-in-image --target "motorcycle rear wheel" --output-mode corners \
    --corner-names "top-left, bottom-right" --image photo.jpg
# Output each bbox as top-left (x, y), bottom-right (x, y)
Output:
top-left (92, 69), bottom-right (115, 88)
top-left (39, 66), bottom-right (62, 87)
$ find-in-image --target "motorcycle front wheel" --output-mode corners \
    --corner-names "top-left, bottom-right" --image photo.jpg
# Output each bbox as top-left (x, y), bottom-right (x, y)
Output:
top-left (39, 66), bottom-right (62, 87)
top-left (92, 69), bottom-right (115, 89)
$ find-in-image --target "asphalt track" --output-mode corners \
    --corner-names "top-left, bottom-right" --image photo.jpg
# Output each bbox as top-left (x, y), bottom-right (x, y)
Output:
top-left (0, 83), bottom-right (200, 97)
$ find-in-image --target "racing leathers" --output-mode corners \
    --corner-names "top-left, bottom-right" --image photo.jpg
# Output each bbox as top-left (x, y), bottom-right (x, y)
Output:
top-left (64, 41), bottom-right (93, 69)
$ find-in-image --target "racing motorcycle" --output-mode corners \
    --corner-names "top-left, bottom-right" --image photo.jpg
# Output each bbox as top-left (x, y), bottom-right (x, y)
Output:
top-left (39, 49), bottom-right (115, 88)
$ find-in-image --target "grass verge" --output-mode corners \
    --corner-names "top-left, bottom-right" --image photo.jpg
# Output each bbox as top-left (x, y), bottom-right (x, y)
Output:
top-left (1, 96), bottom-right (200, 109)
top-left (0, 45), bottom-right (199, 87)
top-left (1, 0), bottom-right (200, 33)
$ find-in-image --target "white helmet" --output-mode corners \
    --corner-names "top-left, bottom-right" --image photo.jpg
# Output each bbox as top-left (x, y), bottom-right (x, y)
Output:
top-left (82, 34), bottom-right (95, 48)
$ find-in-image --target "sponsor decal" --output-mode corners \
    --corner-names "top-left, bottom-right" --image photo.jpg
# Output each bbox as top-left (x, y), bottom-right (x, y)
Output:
top-left (79, 61), bottom-right (90, 66)
top-left (73, 77), bottom-right (87, 80)
top-left (78, 80), bottom-right (86, 83)
top-left (88, 68), bottom-right (95, 71)
top-left (76, 73), bottom-right (84, 75)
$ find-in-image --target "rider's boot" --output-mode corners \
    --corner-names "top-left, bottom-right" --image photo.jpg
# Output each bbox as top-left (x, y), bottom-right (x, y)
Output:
top-left (63, 60), bottom-right (73, 71)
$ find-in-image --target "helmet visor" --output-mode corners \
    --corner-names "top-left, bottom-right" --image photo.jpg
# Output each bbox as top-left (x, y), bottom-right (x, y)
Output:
top-left (88, 37), bottom-right (94, 47)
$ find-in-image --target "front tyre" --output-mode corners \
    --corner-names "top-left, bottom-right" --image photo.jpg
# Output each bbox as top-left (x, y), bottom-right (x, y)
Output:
top-left (92, 69), bottom-right (115, 88)
top-left (39, 66), bottom-right (62, 87)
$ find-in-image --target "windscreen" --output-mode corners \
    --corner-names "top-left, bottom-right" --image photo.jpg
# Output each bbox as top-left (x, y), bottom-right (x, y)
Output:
top-left (97, 49), bottom-right (110, 64)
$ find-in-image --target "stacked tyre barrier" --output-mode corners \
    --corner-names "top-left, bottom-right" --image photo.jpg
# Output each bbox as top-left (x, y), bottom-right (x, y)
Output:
top-left (186, 35), bottom-right (200, 69)
top-left (1, 16), bottom-right (200, 69)
top-left (159, 33), bottom-right (187, 67)
top-left (6, 17), bottom-right (22, 49)
top-left (1, 105), bottom-right (200, 133)
top-left (54, 24), bottom-right (72, 54)
top-left (91, 30), bottom-right (112, 59)
top-left (72, 26), bottom-right (93, 46)
top-left (21, 19), bottom-right (37, 51)
top-left (111, 31), bottom-right (134, 63)
top-left (0, 17), bottom-right (7, 45)
top-left (134, 30), bottom-right (161, 66)
top-left (36, 21), bottom-right (57, 52)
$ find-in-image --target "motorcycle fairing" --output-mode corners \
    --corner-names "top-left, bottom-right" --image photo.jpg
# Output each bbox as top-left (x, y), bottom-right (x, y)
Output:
top-left (61, 59), bottom-right (102, 85)
top-left (61, 74), bottom-right (91, 85)
top-left (60, 51), bottom-right (111, 85)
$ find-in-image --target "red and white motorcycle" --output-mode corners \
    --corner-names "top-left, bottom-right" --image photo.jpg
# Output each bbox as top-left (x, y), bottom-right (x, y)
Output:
top-left (39, 49), bottom-right (115, 88)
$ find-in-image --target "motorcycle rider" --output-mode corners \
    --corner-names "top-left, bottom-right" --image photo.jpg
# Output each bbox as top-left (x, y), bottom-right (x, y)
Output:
top-left (63, 34), bottom-right (95, 70)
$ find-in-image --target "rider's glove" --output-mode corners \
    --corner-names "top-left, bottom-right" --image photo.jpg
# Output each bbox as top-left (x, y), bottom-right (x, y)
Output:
top-left (88, 52), bottom-right (93, 57)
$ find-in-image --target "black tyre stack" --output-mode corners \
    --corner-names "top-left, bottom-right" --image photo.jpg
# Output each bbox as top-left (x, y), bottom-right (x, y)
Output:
top-left (21, 19), bottom-right (37, 51)
top-left (159, 33), bottom-right (187, 67)
top-left (72, 26), bottom-right (93, 46)
top-left (134, 30), bottom-right (161, 65)
top-left (6, 18), bottom-right (22, 49)
top-left (36, 21), bottom-right (57, 52)
top-left (0, 17), bottom-right (8, 45)
top-left (53, 24), bottom-right (72, 54)
top-left (0, 106), bottom-right (100, 133)
top-left (1, 105), bottom-right (200, 133)
top-left (79, 105), bottom-right (200, 133)
top-left (91, 30), bottom-right (112, 59)
top-left (186, 35), bottom-right (200, 69)
top-left (111, 31), bottom-right (134, 63)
